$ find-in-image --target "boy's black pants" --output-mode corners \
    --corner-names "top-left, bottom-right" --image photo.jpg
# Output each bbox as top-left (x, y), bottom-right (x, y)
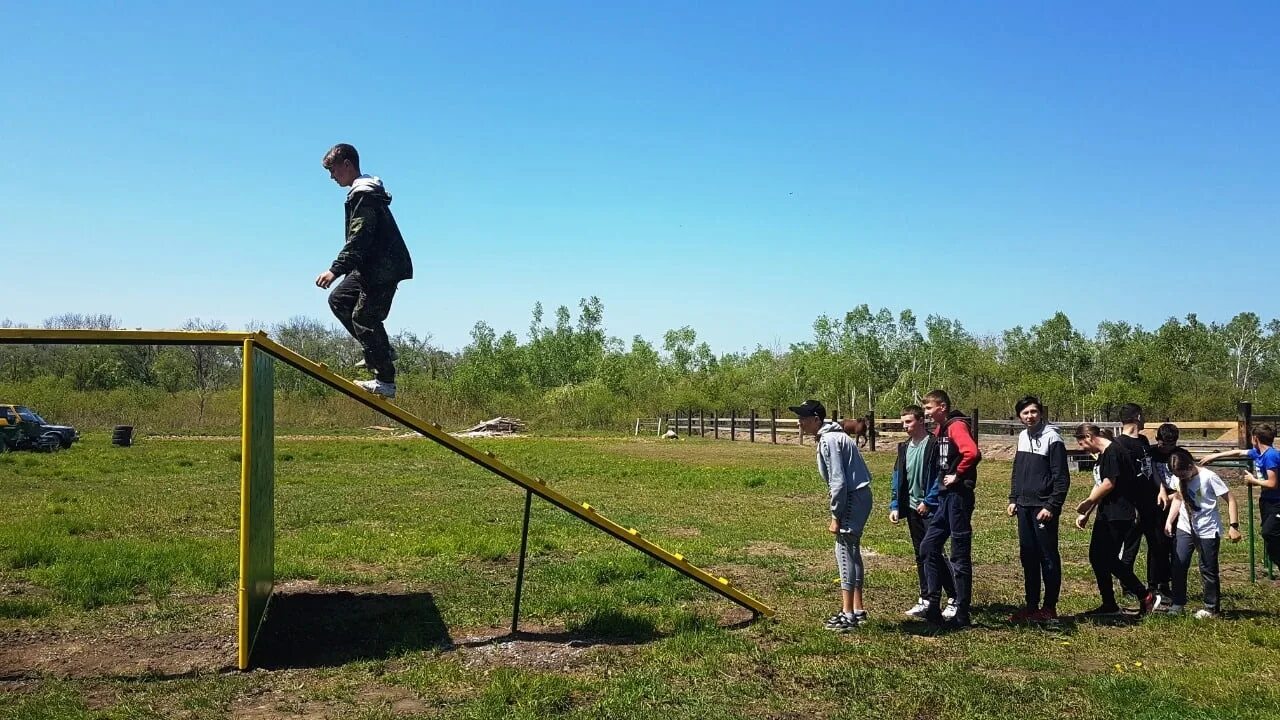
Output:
top-left (1016, 505), bottom-right (1062, 610)
top-left (1261, 499), bottom-right (1280, 570)
top-left (1121, 499), bottom-right (1172, 592)
top-left (1090, 516), bottom-right (1148, 606)
top-left (328, 271), bottom-right (397, 383)
top-left (922, 489), bottom-right (974, 614)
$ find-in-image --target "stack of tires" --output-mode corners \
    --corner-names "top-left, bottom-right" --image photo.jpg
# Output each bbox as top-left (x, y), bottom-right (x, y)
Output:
top-left (112, 425), bottom-right (134, 447)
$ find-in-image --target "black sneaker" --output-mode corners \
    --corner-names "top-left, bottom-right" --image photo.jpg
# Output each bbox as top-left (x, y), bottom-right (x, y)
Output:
top-left (823, 613), bottom-right (858, 632)
top-left (945, 613), bottom-right (971, 629)
top-left (1082, 604), bottom-right (1122, 617)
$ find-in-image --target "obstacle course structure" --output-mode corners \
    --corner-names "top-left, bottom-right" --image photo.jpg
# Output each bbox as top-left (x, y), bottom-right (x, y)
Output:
top-left (0, 329), bottom-right (774, 669)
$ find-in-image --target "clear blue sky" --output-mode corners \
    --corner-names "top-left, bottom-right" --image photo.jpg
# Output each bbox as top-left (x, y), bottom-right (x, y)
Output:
top-left (7, 2), bottom-right (1277, 352)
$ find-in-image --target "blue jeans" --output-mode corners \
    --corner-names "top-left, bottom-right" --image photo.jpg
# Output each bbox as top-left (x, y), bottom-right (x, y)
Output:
top-left (1172, 530), bottom-right (1220, 611)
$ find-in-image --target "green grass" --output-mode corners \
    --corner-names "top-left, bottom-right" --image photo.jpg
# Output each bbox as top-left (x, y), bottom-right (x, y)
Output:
top-left (2, 433), bottom-right (1279, 719)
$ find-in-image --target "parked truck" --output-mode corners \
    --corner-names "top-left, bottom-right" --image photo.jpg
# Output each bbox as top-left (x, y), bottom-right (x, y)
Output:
top-left (0, 405), bottom-right (79, 452)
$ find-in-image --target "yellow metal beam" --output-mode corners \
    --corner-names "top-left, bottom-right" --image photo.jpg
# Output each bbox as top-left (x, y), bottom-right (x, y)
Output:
top-left (0, 328), bottom-right (253, 346)
top-left (249, 334), bottom-right (775, 617)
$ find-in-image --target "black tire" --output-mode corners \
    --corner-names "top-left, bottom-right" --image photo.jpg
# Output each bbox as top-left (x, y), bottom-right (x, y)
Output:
top-left (39, 433), bottom-right (62, 453)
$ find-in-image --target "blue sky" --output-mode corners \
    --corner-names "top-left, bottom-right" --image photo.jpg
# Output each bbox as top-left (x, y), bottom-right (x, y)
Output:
top-left (6, 2), bottom-right (1277, 353)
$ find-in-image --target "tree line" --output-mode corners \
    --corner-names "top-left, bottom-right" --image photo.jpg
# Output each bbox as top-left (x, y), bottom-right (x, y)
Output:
top-left (1, 303), bottom-right (1277, 430)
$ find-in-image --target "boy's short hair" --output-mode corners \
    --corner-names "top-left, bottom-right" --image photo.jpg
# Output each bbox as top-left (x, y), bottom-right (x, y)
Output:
top-left (1119, 403), bottom-right (1143, 424)
top-left (323, 143), bottom-right (360, 171)
top-left (1014, 395), bottom-right (1042, 415)
top-left (1254, 424), bottom-right (1277, 446)
top-left (923, 390), bottom-right (951, 408)
top-left (900, 405), bottom-right (924, 420)
top-left (1156, 423), bottom-right (1180, 445)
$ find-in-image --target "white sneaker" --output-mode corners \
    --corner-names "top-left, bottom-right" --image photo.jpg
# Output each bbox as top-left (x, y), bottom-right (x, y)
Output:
top-left (1193, 608), bottom-right (1218, 620)
top-left (354, 379), bottom-right (396, 398)
top-left (942, 598), bottom-right (959, 620)
top-left (905, 598), bottom-right (929, 618)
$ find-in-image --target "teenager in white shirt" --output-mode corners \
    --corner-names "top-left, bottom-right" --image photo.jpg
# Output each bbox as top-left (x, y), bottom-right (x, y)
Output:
top-left (1162, 448), bottom-right (1242, 618)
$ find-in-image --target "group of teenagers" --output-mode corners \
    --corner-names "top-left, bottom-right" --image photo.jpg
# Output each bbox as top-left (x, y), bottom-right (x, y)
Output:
top-left (790, 390), bottom-right (1280, 632)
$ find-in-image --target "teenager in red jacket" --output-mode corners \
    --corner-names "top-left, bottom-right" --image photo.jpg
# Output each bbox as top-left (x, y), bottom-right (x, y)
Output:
top-left (918, 389), bottom-right (981, 627)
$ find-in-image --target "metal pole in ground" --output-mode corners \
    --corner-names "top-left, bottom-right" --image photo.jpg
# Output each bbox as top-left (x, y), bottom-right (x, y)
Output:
top-left (731, 411), bottom-right (737, 441)
top-left (511, 489), bottom-right (534, 634)
top-left (713, 412), bottom-right (719, 439)
top-left (750, 410), bottom-right (756, 442)
top-left (699, 410), bottom-right (704, 438)
top-left (1238, 402), bottom-right (1256, 582)
top-left (771, 409), bottom-right (777, 444)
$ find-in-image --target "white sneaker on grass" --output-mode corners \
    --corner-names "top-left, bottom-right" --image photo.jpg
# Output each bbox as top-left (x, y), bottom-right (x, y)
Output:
top-left (942, 598), bottom-right (959, 620)
top-left (905, 598), bottom-right (929, 619)
top-left (1193, 608), bottom-right (1218, 620)
top-left (355, 379), bottom-right (397, 398)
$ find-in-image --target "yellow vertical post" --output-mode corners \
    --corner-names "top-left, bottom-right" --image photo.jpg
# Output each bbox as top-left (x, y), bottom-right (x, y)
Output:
top-left (237, 339), bottom-right (275, 669)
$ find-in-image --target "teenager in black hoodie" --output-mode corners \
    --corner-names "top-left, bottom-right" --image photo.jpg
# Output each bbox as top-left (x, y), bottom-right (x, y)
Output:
top-left (1007, 396), bottom-right (1070, 623)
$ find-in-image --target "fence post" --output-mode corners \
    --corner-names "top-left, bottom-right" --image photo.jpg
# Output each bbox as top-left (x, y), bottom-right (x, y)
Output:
top-left (1238, 402), bottom-right (1253, 450)
top-left (972, 407), bottom-right (980, 444)
top-left (731, 411), bottom-right (737, 441)
top-left (770, 408), bottom-right (777, 444)
top-left (749, 409), bottom-right (757, 442)
top-left (686, 409), bottom-right (693, 437)
top-left (865, 412), bottom-right (875, 451)
top-left (698, 410), bottom-right (704, 438)
top-left (660, 414), bottom-right (668, 437)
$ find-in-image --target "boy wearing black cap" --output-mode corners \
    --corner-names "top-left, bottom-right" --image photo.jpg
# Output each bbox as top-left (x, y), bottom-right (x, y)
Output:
top-left (792, 399), bottom-right (874, 632)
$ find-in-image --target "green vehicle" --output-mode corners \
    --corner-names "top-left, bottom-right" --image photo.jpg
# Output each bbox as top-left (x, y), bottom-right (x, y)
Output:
top-left (0, 405), bottom-right (78, 452)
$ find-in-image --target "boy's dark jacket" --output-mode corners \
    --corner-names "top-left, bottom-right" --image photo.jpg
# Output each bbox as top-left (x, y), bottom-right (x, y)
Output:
top-left (889, 434), bottom-right (942, 513)
top-left (1009, 421), bottom-right (1071, 514)
top-left (935, 410), bottom-right (982, 490)
top-left (329, 176), bottom-right (413, 287)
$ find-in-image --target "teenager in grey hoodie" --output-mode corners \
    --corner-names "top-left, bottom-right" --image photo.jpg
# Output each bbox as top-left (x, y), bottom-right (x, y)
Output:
top-left (792, 400), bottom-right (873, 632)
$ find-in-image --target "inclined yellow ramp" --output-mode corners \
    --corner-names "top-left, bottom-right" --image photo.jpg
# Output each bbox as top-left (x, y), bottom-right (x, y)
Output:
top-left (0, 328), bottom-right (775, 617)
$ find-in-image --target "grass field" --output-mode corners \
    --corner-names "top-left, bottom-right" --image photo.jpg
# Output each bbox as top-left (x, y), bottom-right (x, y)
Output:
top-left (3, 433), bottom-right (1280, 719)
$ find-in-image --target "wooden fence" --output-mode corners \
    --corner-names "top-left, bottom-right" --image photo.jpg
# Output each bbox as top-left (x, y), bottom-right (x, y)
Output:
top-left (637, 403), bottom-right (1271, 455)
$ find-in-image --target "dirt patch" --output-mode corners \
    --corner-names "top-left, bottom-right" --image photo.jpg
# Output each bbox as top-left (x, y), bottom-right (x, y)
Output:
top-left (0, 627), bottom-right (236, 679)
top-left (744, 541), bottom-right (806, 559)
top-left (230, 680), bottom-right (428, 720)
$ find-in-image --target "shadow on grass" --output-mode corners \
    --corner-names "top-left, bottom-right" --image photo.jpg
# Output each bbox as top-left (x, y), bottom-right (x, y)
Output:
top-left (252, 589), bottom-right (451, 670)
top-left (893, 603), bottom-right (1087, 636)
top-left (457, 608), bottom-right (758, 650)
top-left (460, 608), bottom-right (665, 650)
